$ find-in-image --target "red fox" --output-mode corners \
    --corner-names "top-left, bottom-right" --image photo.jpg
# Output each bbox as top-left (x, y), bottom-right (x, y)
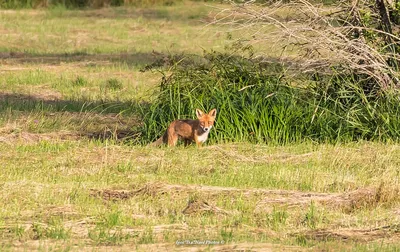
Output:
top-left (151, 108), bottom-right (217, 147)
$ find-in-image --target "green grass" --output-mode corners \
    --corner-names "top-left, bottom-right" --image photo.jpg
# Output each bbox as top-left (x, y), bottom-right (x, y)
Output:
top-left (0, 2), bottom-right (400, 251)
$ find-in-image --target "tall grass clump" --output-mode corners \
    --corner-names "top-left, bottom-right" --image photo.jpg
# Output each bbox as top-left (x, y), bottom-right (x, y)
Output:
top-left (140, 52), bottom-right (303, 144)
top-left (139, 51), bottom-right (400, 145)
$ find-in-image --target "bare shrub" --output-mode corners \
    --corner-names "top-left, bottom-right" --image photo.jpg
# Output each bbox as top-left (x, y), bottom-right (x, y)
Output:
top-left (211, 0), bottom-right (400, 89)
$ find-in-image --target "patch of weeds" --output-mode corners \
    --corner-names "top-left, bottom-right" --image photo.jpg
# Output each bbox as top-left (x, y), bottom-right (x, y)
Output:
top-left (46, 218), bottom-right (71, 240)
top-left (116, 162), bottom-right (134, 173)
top-left (167, 210), bottom-right (179, 224)
top-left (32, 223), bottom-right (45, 240)
top-left (220, 228), bottom-right (233, 243)
top-left (162, 230), bottom-right (173, 242)
top-left (104, 211), bottom-right (122, 228)
top-left (266, 207), bottom-right (289, 230)
top-left (302, 201), bottom-right (320, 229)
top-left (188, 13), bottom-right (201, 20)
top-left (137, 227), bottom-right (154, 244)
top-left (16, 141), bottom-right (73, 153)
top-left (222, 214), bottom-right (242, 228)
top-left (89, 227), bottom-right (132, 245)
top-left (103, 78), bottom-right (123, 91)
top-left (72, 76), bottom-right (88, 87)
top-left (68, 188), bottom-right (80, 203)
top-left (31, 220), bottom-right (70, 240)
top-left (97, 209), bottom-right (134, 229)
top-left (295, 234), bottom-right (311, 247)
top-left (26, 117), bottom-right (64, 133)
top-left (11, 225), bottom-right (25, 240)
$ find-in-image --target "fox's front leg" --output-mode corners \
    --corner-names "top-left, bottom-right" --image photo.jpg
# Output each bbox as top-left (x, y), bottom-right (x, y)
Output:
top-left (196, 141), bottom-right (202, 148)
top-left (184, 139), bottom-right (192, 147)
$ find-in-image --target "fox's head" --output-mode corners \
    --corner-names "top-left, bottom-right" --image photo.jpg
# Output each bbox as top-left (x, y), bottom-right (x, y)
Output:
top-left (196, 108), bottom-right (217, 133)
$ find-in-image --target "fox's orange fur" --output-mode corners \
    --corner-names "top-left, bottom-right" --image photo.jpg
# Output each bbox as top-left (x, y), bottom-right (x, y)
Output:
top-left (151, 108), bottom-right (217, 147)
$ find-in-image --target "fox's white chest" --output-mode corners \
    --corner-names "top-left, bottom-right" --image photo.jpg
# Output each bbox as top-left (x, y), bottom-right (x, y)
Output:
top-left (197, 132), bottom-right (210, 143)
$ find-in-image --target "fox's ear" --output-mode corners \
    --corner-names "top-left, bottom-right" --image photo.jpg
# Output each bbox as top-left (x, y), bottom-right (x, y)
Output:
top-left (196, 109), bottom-right (204, 118)
top-left (208, 108), bottom-right (217, 117)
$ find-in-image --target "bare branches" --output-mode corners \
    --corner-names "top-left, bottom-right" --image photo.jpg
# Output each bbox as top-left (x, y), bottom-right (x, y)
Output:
top-left (212, 0), bottom-right (400, 89)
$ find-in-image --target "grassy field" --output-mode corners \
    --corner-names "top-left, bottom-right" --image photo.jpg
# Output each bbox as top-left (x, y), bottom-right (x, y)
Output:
top-left (1, 2), bottom-right (400, 251)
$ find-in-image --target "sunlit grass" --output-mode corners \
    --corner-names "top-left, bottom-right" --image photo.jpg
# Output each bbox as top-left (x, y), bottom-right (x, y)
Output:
top-left (1, 141), bottom-right (400, 249)
top-left (0, 2), bottom-right (400, 251)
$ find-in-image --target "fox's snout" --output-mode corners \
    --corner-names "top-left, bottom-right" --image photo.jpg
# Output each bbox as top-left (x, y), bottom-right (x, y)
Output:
top-left (202, 126), bottom-right (211, 132)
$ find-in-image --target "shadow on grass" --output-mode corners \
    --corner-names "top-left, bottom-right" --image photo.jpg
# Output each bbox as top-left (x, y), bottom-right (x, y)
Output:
top-left (0, 51), bottom-right (166, 69)
top-left (0, 92), bottom-right (148, 142)
top-left (0, 50), bottom-right (215, 73)
top-left (86, 129), bottom-right (140, 143)
top-left (0, 47), bottom-right (298, 74)
top-left (45, 5), bottom-right (211, 24)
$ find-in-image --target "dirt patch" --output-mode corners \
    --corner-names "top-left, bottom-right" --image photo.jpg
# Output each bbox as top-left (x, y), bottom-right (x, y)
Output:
top-left (91, 184), bottom-right (235, 216)
top-left (295, 225), bottom-right (400, 242)
top-left (17, 205), bottom-right (80, 221)
top-left (29, 88), bottom-right (62, 101)
top-left (91, 182), bottom-right (399, 213)
top-left (90, 183), bottom-right (169, 201)
top-left (89, 189), bottom-right (134, 201)
top-left (254, 186), bottom-right (393, 213)
top-left (0, 110), bottom-right (140, 144)
top-left (0, 129), bottom-right (80, 144)
top-left (206, 145), bottom-right (321, 165)
top-left (0, 90), bottom-right (62, 101)
top-left (64, 217), bottom-right (96, 238)
top-left (58, 111), bottom-right (139, 142)
top-left (10, 240), bottom-right (306, 252)
top-left (182, 199), bottom-right (233, 216)
top-left (45, 205), bottom-right (79, 218)
top-left (0, 217), bottom-right (96, 240)
top-left (86, 129), bottom-right (139, 142)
